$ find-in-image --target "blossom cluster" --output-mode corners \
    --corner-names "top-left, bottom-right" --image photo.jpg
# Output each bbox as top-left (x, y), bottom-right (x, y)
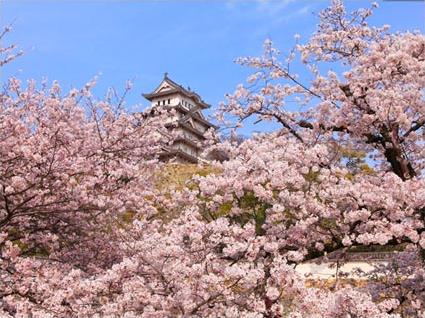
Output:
top-left (1, 1), bottom-right (424, 317)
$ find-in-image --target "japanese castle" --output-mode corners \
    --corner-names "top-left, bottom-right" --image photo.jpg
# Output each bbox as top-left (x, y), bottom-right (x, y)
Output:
top-left (143, 73), bottom-right (217, 163)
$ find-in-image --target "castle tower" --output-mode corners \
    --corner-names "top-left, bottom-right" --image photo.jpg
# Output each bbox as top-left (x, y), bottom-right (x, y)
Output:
top-left (143, 73), bottom-right (216, 163)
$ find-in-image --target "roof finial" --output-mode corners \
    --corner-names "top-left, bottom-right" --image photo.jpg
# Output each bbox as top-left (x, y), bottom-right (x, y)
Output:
top-left (164, 72), bottom-right (169, 79)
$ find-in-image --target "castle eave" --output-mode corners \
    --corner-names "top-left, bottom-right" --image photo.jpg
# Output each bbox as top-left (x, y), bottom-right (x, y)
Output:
top-left (178, 122), bottom-right (206, 139)
top-left (143, 77), bottom-right (210, 109)
top-left (175, 137), bottom-right (201, 149)
top-left (159, 148), bottom-right (199, 163)
top-left (143, 89), bottom-right (179, 101)
top-left (175, 104), bottom-right (217, 129)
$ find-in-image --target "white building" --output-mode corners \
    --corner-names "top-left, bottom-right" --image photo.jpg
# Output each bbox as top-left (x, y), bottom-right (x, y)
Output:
top-left (143, 74), bottom-right (217, 163)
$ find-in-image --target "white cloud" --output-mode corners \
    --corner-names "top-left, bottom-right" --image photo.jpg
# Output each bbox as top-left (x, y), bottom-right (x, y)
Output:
top-left (271, 3), bottom-right (315, 25)
top-left (225, 0), bottom-right (317, 24)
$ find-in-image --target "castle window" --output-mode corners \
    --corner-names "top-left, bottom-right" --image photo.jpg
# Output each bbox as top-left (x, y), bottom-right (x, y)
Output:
top-left (163, 100), bottom-right (165, 105)
top-left (168, 99), bottom-right (170, 104)
top-left (157, 101), bottom-right (160, 105)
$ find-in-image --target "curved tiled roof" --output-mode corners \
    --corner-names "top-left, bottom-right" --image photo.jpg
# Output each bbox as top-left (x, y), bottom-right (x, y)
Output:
top-left (143, 74), bottom-right (210, 109)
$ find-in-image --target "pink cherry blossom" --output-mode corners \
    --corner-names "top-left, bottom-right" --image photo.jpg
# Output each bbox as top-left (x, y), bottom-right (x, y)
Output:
top-left (1, 2), bottom-right (425, 317)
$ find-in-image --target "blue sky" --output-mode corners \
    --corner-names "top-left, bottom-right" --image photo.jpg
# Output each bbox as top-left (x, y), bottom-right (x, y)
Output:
top-left (0, 0), bottom-right (424, 132)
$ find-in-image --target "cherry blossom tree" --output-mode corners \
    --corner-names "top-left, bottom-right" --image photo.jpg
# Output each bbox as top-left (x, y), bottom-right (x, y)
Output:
top-left (204, 0), bottom-right (425, 315)
top-left (0, 26), bottom-right (173, 315)
top-left (1, 1), bottom-right (425, 317)
top-left (219, 1), bottom-right (425, 181)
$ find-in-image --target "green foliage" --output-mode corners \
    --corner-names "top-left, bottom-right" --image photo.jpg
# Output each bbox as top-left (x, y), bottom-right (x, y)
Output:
top-left (303, 170), bottom-right (320, 183)
top-left (201, 190), bottom-right (272, 236)
top-left (319, 218), bottom-right (338, 230)
top-left (234, 191), bottom-right (271, 236)
top-left (120, 210), bottom-right (136, 224)
top-left (12, 239), bottom-right (50, 257)
top-left (339, 146), bottom-right (375, 177)
top-left (13, 239), bottom-right (28, 252)
top-left (254, 206), bottom-right (267, 236)
top-left (215, 201), bottom-right (233, 218)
